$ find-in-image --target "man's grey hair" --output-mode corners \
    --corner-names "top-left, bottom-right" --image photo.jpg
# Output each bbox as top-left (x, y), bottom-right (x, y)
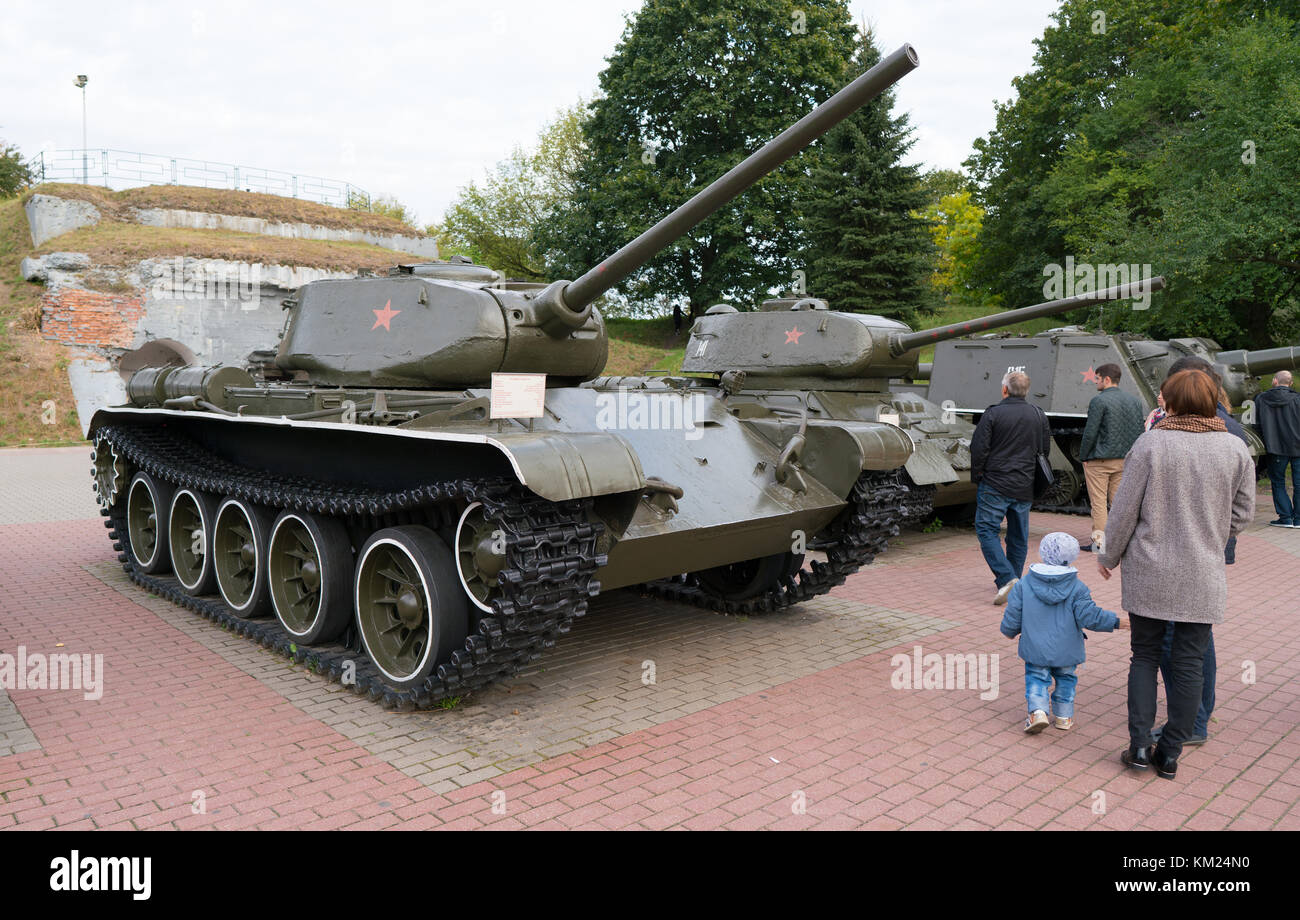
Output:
top-left (1276, 370), bottom-right (1294, 387)
top-left (1001, 371), bottom-right (1030, 398)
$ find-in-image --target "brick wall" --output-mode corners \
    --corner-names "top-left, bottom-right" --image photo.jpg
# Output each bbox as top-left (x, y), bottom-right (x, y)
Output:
top-left (41, 288), bottom-right (146, 350)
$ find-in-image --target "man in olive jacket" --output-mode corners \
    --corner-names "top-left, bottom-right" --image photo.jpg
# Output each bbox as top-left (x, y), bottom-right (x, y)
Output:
top-left (1256, 369), bottom-right (1300, 527)
top-left (1079, 363), bottom-right (1146, 551)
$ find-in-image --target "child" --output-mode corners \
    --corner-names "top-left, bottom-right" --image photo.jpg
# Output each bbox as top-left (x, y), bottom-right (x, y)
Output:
top-left (1000, 532), bottom-right (1128, 733)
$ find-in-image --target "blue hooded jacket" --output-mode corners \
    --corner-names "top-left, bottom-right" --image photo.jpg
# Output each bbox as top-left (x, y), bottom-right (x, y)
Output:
top-left (999, 564), bottom-right (1120, 667)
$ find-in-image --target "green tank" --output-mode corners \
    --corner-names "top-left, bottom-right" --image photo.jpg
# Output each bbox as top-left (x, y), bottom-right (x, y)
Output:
top-left (86, 43), bottom-right (1154, 708)
top-left (916, 329), bottom-right (1300, 509)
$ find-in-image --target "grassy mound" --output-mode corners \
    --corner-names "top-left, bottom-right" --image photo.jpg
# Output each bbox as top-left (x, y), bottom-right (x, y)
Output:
top-left (27, 183), bottom-right (425, 237)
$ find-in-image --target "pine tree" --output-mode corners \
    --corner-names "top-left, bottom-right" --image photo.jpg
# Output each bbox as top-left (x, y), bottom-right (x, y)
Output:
top-left (798, 32), bottom-right (935, 324)
top-left (533, 0), bottom-right (858, 317)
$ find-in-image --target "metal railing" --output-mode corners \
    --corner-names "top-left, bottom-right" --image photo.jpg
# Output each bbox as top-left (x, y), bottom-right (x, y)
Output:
top-left (31, 148), bottom-right (371, 210)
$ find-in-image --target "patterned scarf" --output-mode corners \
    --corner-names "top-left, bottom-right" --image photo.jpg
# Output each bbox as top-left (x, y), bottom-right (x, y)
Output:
top-left (1154, 414), bottom-right (1227, 433)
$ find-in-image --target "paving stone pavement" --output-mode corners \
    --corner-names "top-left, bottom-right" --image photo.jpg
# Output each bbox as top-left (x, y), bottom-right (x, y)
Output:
top-left (1, 446), bottom-right (1298, 830)
top-left (0, 689), bottom-right (40, 758)
top-left (0, 447), bottom-right (100, 525)
top-left (86, 560), bottom-right (958, 793)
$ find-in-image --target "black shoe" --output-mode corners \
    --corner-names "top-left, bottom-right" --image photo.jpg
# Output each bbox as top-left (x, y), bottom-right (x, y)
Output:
top-left (1121, 745), bottom-right (1154, 771)
top-left (1079, 542), bottom-right (1094, 552)
top-left (1152, 746), bottom-right (1178, 780)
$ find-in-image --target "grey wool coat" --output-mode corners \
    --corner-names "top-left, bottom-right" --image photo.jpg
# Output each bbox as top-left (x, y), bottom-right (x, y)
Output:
top-left (1097, 428), bottom-right (1256, 623)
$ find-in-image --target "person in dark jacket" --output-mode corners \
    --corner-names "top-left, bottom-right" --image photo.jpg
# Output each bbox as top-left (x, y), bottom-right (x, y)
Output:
top-left (970, 371), bottom-right (1052, 605)
top-left (1255, 369), bottom-right (1300, 527)
top-left (1001, 532), bottom-right (1126, 733)
top-left (1079, 363), bottom-right (1146, 552)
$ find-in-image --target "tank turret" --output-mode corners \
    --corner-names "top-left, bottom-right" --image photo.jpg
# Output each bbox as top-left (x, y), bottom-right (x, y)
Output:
top-left (681, 278), bottom-right (1164, 388)
top-left (268, 44), bottom-right (922, 389)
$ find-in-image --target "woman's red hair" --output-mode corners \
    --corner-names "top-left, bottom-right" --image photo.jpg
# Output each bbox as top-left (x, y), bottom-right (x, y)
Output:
top-left (1161, 369), bottom-right (1218, 418)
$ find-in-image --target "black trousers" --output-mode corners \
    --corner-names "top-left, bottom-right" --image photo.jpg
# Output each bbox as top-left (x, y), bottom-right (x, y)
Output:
top-left (1128, 613), bottom-right (1213, 760)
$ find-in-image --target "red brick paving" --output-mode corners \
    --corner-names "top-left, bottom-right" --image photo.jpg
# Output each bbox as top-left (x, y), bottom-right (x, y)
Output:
top-left (2, 510), bottom-right (1299, 829)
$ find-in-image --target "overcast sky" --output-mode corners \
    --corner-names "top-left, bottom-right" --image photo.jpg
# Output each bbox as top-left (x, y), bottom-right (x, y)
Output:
top-left (2, 0), bottom-right (1058, 226)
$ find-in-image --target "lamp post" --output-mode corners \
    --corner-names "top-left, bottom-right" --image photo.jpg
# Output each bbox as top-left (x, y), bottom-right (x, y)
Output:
top-left (74, 74), bottom-right (88, 184)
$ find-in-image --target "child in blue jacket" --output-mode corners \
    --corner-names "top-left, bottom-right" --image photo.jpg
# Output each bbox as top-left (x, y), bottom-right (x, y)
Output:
top-left (1000, 532), bottom-right (1128, 733)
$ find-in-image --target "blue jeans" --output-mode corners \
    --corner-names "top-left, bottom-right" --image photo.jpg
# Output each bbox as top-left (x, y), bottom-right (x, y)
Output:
top-left (1266, 455), bottom-right (1300, 523)
top-left (1025, 663), bottom-right (1077, 718)
top-left (975, 482), bottom-right (1031, 589)
top-left (1160, 621), bottom-right (1214, 737)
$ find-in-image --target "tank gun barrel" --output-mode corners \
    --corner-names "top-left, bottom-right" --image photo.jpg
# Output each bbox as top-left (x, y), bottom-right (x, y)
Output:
top-left (1215, 346), bottom-right (1300, 378)
top-left (529, 44), bottom-right (921, 335)
top-left (888, 276), bottom-right (1166, 357)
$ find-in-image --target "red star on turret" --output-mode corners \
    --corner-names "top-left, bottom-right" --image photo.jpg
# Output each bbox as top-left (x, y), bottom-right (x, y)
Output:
top-left (1081, 366), bottom-right (1102, 384)
top-left (785, 326), bottom-right (804, 345)
top-left (372, 299), bottom-right (400, 331)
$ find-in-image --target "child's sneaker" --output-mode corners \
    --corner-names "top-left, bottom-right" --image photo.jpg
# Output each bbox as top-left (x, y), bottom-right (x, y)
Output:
top-left (1024, 710), bottom-right (1050, 733)
top-left (1054, 716), bottom-right (1074, 731)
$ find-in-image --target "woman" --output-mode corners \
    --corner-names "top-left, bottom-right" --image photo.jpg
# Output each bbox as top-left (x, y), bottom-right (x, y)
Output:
top-left (1143, 389), bottom-right (1166, 431)
top-left (1097, 369), bottom-right (1255, 779)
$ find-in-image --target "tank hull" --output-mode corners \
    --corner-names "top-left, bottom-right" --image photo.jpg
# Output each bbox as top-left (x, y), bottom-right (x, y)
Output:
top-left (921, 331), bottom-right (1284, 509)
top-left (91, 375), bottom-right (943, 589)
top-left (89, 375), bottom-right (942, 707)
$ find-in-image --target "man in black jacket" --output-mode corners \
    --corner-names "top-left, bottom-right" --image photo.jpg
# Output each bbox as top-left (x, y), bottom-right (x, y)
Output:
top-left (1256, 369), bottom-right (1300, 527)
top-left (970, 371), bottom-right (1052, 605)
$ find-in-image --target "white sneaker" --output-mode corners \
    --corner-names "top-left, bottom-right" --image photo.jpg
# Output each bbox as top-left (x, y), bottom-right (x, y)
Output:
top-left (994, 579), bottom-right (1018, 606)
top-left (1024, 710), bottom-right (1050, 734)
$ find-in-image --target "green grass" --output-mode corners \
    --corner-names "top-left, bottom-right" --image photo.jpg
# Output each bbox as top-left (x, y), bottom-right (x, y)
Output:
top-left (602, 316), bottom-right (689, 375)
top-left (0, 195), bottom-right (85, 446)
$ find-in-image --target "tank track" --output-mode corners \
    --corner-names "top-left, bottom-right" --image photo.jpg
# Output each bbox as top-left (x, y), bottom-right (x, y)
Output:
top-left (641, 469), bottom-right (934, 614)
top-left (95, 424), bottom-right (604, 710)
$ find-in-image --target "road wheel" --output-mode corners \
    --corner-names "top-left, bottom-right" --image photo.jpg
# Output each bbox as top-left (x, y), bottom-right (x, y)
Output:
top-left (268, 511), bottom-right (353, 644)
top-left (695, 551), bottom-right (804, 602)
top-left (454, 501), bottom-right (507, 612)
top-left (213, 498), bottom-right (275, 617)
top-left (355, 526), bottom-right (469, 691)
top-left (169, 489), bottom-right (220, 596)
top-left (126, 471), bottom-right (174, 574)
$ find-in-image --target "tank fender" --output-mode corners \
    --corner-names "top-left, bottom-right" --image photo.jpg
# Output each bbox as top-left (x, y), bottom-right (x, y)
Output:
top-left (902, 438), bottom-right (960, 486)
top-left (487, 430), bottom-right (647, 502)
top-left (87, 408), bottom-right (646, 504)
top-left (745, 418), bottom-right (913, 497)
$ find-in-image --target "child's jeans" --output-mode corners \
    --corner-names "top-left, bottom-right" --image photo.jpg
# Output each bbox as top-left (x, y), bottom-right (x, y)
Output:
top-left (1025, 663), bottom-right (1077, 718)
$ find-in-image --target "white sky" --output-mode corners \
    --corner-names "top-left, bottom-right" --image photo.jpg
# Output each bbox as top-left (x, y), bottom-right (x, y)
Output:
top-left (1, 0), bottom-right (1058, 227)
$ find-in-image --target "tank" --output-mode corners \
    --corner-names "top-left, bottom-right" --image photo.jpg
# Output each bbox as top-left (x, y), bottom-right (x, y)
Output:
top-left (917, 329), bottom-right (1300, 509)
top-left (85, 43), bottom-right (1152, 708)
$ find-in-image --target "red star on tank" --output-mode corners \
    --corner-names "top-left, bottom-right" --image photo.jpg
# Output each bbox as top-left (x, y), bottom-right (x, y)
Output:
top-left (371, 300), bottom-right (400, 331)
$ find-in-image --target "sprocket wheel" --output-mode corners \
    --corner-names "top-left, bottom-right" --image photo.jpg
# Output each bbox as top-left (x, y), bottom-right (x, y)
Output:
top-left (91, 432), bottom-right (129, 509)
